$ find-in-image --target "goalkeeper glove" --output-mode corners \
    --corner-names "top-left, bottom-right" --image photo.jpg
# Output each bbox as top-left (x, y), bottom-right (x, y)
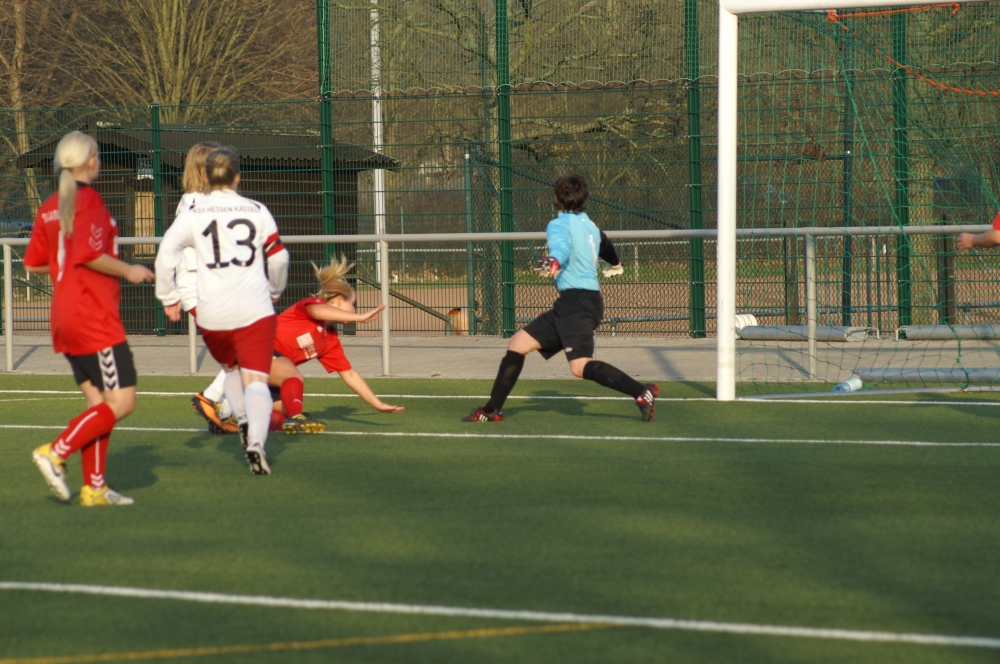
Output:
top-left (602, 261), bottom-right (624, 278)
top-left (534, 256), bottom-right (561, 277)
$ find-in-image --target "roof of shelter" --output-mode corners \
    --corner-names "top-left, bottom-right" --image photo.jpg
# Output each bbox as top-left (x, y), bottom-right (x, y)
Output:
top-left (16, 125), bottom-right (398, 171)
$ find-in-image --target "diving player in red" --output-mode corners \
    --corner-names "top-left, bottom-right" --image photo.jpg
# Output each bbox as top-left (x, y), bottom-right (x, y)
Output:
top-left (25, 131), bottom-right (155, 506)
top-left (268, 256), bottom-right (403, 434)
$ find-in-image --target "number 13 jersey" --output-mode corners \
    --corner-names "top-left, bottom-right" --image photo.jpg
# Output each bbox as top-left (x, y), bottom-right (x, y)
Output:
top-left (155, 188), bottom-right (289, 331)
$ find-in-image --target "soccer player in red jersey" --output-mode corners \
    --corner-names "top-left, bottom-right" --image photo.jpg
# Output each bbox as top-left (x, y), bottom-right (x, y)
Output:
top-left (268, 256), bottom-right (402, 433)
top-left (24, 131), bottom-right (155, 506)
top-left (155, 148), bottom-right (289, 475)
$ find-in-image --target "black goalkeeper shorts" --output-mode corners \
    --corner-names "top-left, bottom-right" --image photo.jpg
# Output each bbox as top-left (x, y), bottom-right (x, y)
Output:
top-left (522, 289), bottom-right (604, 361)
top-left (65, 341), bottom-right (137, 391)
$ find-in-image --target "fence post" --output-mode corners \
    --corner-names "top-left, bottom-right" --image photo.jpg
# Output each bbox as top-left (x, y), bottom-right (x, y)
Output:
top-left (936, 234), bottom-right (955, 324)
top-left (805, 234), bottom-right (817, 380)
top-left (841, 42), bottom-right (855, 326)
top-left (188, 312), bottom-right (197, 374)
top-left (495, 0), bottom-right (516, 338)
top-left (685, 0), bottom-right (706, 339)
top-left (892, 12), bottom-right (911, 326)
top-left (317, 0), bottom-right (337, 263)
top-left (380, 238), bottom-right (391, 375)
top-left (4, 244), bottom-right (12, 372)
top-left (464, 151), bottom-right (477, 336)
top-left (151, 102), bottom-right (166, 335)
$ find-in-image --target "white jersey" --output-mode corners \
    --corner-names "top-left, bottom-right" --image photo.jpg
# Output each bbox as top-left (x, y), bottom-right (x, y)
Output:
top-left (174, 193), bottom-right (200, 312)
top-left (155, 188), bottom-right (289, 331)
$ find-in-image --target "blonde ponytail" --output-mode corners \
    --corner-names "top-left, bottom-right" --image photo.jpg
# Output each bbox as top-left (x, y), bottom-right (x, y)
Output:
top-left (53, 131), bottom-right (99, 236)
top-left (57, 169), bottom-right (77, 237)
top-left (313, 254), bottom-right (355, 302)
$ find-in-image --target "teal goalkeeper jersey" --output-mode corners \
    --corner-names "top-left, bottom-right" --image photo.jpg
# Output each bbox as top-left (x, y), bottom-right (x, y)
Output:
top-left (546, 211), bottom-right (601, 292)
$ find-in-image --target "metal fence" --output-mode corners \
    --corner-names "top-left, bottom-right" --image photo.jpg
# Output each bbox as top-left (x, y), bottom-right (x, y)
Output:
top-left (4, 224), bottom-right (997, 376)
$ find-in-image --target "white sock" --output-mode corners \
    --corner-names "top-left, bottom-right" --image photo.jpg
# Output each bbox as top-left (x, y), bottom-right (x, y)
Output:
top-left (217, 399), bottom-right (232, 420)
top-left (222, 370), bottom-right (246, 425)
top-left (243, 381), bottom-right (273, 448)
top-left (203, 369), bottom-right (228, 403)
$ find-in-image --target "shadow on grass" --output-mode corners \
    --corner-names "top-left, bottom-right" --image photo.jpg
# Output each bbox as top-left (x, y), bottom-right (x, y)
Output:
top-left (109, 444), bottom-right (166, 491)
top-left (502, 389), bottom-right (638, 421)
top-left (313, 405), bottom-right (395, 427)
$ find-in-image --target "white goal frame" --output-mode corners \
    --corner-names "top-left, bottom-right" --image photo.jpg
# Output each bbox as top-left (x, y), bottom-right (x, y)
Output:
top-left (715, 0), bottom-right (993, 401)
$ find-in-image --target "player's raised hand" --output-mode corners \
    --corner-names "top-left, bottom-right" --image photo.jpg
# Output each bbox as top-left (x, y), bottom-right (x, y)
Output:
top-left (602, 261), bottom-right (624, 278)
top-left (534, 256), bottom-right (560, 278)
top-left (126, 264), bottom-right (155, 284)
top-left (358, 304), bottom-right (386, 323)
top-left (163, 302), bottom-right (182, 322)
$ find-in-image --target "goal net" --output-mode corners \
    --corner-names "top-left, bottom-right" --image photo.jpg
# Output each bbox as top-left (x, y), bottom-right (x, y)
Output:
top-left (719, 0), bottom-right (1000, 397)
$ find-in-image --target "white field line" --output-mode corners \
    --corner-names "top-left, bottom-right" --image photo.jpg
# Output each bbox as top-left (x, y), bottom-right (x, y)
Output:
top-left (0, 582), bottom-right (997, 650)
top-left (1, 390), bottom-right (999, 407)
top-left (0, 423), bottom-right (996, 447)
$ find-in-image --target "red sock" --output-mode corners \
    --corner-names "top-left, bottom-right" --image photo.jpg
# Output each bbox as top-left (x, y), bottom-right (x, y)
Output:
top-left (269, 410), bottom-right (285, 432)
top-left (81, 434), bottom-right (110, 489)
top-left (280, 378), bottom-right (304, 417)
top-left (52, 403), bottom-right (116, 459)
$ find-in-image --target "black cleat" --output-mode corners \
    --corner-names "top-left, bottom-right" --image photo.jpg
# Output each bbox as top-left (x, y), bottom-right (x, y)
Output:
top-left (462, 405), bottom-right (503, 422)
top-left (238, 422), bottom-right (249, 451)
top-left (636, 384), bottom-right (658, 422)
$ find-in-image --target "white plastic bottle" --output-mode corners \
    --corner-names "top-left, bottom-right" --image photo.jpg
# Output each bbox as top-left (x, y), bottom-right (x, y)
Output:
top-left (831, 377), bottom-right (863, 393)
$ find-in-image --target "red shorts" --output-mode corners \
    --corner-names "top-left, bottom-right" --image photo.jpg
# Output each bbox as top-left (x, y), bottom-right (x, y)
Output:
top-left (199, 316), bottom-right (277, 375)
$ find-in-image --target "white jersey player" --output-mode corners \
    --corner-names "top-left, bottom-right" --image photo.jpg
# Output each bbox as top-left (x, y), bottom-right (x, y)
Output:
top-left (155, 147), bottom-right (289, 475)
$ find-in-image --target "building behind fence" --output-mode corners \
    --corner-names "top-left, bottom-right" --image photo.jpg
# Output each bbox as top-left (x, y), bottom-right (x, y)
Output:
top-left (2, 0), bottom-right (1000, 338)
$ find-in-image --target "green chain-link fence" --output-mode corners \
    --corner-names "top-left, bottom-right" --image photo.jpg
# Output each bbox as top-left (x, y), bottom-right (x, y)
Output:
top-left (3, 1), bottom-right (1000, 344)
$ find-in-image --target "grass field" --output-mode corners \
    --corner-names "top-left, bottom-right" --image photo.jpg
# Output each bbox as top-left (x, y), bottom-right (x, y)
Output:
top-left (2, 375), bottom-right (1000, 663)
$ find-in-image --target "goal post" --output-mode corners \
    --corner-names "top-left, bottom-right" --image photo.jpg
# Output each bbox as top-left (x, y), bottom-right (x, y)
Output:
top-left (716, 0), bottom-right (998, 401)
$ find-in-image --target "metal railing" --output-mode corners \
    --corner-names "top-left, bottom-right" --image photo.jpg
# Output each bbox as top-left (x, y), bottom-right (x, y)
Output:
top-left (1, 224), bottom-right (994, 377)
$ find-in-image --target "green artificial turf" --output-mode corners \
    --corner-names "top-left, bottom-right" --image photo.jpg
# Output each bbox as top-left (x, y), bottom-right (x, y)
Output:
top-left (2, 375), bottom-right (1000, 663)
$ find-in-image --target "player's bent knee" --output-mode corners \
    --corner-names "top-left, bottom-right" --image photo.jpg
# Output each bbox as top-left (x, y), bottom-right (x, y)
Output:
top-left (104, 388), bottom-right (137, 420)
top-left (241, 368), bottom-right (270, 386)
top-left (569, 357), bottom-right (592, 378)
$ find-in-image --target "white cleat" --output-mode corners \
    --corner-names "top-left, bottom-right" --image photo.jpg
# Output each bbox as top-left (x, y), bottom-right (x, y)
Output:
top-left (245, 442), bottom-right (270, 476)
top-left (32, 444), bottom-right (71, 502)
top-left (80, 485), bottom-right (134, 506)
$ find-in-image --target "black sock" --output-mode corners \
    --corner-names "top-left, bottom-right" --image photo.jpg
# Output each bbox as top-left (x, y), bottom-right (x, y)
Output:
top-left (484, 351), bottom-right (525, 412)
top-left (582, 360), bottom-right (645, 398)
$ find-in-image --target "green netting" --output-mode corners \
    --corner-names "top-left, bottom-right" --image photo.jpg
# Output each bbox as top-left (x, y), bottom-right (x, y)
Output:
top-left (732, 5), bottom-right (1000, 394)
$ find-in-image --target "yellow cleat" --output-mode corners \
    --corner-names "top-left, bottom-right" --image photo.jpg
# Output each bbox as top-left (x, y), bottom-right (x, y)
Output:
top-left (282, 413), bottom-right (327, 435)
top-left (32, 443), bottom-right (70, 502)
top-left (80, 485), bottom-right (134, 507)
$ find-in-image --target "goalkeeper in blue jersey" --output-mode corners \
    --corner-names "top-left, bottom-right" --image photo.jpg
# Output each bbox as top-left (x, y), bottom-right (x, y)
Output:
top-left (463, 174), bottom-right (658, 423)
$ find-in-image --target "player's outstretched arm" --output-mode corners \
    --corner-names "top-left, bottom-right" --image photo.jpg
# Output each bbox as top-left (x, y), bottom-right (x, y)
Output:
top-left (85, 254), bottom-right (154, 284)
top-left (305, 302), bottom-right (386, 325)
top-left (338, 368), bottom-right (403, 413)
top-left (958, 229), bottom-right (1000, 250)
top-left (598, 230), bottom-right (624, 277)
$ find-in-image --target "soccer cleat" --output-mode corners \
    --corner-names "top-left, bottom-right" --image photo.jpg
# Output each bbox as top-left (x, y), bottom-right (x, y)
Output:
top-left (245, 442), bottom-right (271, 475)
top-left (238, 422), bottom-right (250, 450)
top-left (282, 413), bottom-right (327, 435)
top-left (32, 444), bottom-right (71, 502)
top-left (636, 383), bottom-right (659, 422)
top-left (219, 415), bottom-right (239, 434)
top-left (80, 485), bottom-right (134, 506)
top-left (462, 406), bottom-right (503, 422)
top-left (192, 393), bottom-right (230, 434)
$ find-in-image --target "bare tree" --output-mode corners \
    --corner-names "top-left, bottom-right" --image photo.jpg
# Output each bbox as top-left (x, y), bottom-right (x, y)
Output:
top-left (59, 0), bottom-right (316, 122)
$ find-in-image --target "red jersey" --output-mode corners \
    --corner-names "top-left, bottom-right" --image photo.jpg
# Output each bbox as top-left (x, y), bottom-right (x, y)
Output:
top-left (273, 297), bottom-right (351, 373)
top-left (992, 211), bottom-right (1000, 231)
top-left (23, 185), bottom-right (126, 356)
